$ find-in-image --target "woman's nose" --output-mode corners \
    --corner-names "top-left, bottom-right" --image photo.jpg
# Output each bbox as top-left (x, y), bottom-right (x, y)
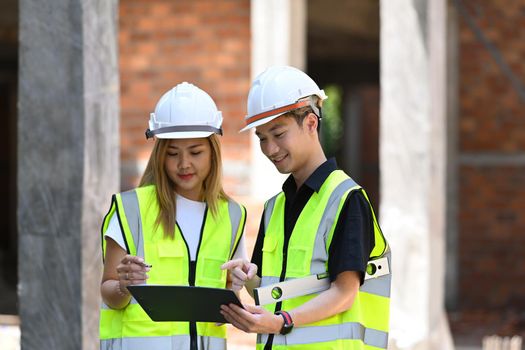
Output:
top-left (178, 153), bottom-right (190, 169)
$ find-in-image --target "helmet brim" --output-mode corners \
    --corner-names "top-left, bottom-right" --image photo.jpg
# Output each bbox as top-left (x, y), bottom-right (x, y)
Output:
top-left (239, 111), bottom-right (287, 132)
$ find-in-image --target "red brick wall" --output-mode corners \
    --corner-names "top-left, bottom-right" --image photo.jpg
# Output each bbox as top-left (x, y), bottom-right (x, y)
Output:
top-left (119, 0), bottom-right (251, 192)
top-left (457, 0), bottom-right (525, 313)
top-left (459, 166), bottom-right (525, 309)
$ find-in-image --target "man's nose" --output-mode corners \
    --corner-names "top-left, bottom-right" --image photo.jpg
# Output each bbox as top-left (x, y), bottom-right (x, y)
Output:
top-left (263, 139), bottom-right (279, 157)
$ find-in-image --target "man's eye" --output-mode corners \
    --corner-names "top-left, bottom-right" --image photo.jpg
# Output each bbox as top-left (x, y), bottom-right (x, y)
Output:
top-left (258, 138), bottom-right (266, 143)
top-left (275, 132), bottom-right (284, 138)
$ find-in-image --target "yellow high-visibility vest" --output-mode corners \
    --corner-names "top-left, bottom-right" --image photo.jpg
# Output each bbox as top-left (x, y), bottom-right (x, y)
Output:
top-left (258, 170), bottom-right (391, 350)
top-left (99, 185), bottom-right (246, 350)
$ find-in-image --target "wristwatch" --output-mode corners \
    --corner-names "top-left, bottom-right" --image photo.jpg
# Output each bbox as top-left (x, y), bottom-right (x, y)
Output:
top-left (275, 310), bottom-right (294, 335)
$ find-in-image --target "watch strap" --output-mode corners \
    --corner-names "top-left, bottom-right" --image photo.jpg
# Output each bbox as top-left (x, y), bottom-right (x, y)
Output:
top-left (275, 310), bottom-right (294, 335)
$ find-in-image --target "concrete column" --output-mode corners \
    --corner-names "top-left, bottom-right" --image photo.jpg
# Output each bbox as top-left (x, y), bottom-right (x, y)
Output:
top-left (249, 0), bottom-right (306, 200)
top-left (18, 1), bottom-right (119, 349)
top-left (380, 0), bottom-right (454, 349)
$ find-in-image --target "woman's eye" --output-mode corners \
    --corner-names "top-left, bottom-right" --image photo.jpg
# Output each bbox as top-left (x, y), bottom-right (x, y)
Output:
top-left (191, 151), bottom-right (202, 156)
top-left (167, 152), bottom-right (178, 157)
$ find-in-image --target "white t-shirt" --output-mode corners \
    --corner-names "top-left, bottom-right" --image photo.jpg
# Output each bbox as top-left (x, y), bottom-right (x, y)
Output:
top-left (104, 194), bottom-right (247, 261)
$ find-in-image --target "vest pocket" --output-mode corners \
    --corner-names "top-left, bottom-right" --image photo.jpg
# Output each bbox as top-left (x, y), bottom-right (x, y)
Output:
top-left (199, 257), bottom-right (226, 287)
top-left (262, 235), bottom-right (277, 253)
top-left (155, 242), bottom-right (187, 284)
top-left (262, 236), bottom-right (280, 276)
top-left (286, 246), bottom-right (310, 276)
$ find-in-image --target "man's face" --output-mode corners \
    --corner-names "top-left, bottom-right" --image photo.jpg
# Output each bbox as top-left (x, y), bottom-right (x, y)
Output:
top-left (255, 114), bottom-right (311, 175)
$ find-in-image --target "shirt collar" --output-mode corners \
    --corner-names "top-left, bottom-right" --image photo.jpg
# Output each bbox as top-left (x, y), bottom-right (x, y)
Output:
top-left (282, 158), bottom-right (338, 194)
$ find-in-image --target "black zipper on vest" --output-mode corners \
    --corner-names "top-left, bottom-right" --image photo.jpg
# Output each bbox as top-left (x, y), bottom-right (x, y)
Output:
top-left (177, 206), bottom-right (207, 350)
top-left (264, 216), bottom-right (291, 350)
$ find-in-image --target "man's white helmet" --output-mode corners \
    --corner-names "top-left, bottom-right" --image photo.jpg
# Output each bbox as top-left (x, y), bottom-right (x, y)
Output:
top-left (240, 66), bottom-right (327, 132)
top-left (146, 82), bottom-right (223, 139)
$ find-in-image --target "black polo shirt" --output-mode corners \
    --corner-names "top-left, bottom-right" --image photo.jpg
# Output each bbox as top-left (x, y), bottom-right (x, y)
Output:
top-left (251, 158), bottom-right (374, 284)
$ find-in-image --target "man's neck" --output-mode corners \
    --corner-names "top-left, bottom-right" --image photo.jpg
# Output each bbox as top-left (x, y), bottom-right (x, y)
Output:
top-left (292, 147), bottom-right (327, 189)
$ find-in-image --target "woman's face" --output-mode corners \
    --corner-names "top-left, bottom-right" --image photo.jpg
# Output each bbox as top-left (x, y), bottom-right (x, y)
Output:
top-left (164, 138), bottom-right (212, 201)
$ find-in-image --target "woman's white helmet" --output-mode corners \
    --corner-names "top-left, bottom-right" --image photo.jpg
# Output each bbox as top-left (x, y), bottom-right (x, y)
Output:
top-left (146, 82), bottom-right (223, 139)
top-left (240, 65), bottom-right (327, 132)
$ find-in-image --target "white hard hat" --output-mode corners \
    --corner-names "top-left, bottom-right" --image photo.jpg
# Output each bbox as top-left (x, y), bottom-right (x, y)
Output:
top-left (240, 65), bottom-right (327, 132)
top-left (146, 82), bottom-right (223, 139)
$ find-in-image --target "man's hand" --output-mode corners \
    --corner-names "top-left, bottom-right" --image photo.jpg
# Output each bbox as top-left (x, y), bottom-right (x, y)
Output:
top-left (220, 303), bottom-right (283, 334)
top-left (221, 259), bottom-right (258, 291)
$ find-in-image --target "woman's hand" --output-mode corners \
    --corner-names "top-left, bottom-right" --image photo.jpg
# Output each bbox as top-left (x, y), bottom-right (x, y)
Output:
top-left (116, 255), bottom-right (151, 295)
top-left (221, 259), bottom-right (258, 292)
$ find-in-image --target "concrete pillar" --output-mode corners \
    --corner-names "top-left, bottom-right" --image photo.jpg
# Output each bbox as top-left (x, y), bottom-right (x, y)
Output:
top-left (18, 1), bottom-right (119, 349)
top-left (380, 0), bottom-right (454, 349)
top-left (249, 0), bottom-right (306, 200)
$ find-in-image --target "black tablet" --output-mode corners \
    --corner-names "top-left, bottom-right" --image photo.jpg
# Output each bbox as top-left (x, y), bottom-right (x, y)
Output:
top-left (127, 285), bottom-right (243, 323)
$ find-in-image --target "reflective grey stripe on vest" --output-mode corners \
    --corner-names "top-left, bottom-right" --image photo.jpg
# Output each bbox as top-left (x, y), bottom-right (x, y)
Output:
top-left (100, 338), bottom-right (121, 350)
top-left (260, 276), bottom-right (280, 286)
top-left (119, 190), bottom-right (144, 258)
top-left (101, 334), bottom-right (226, 350)
top-left (311, 178), bottom-right (358, 274)
top-left (228, 200), bottom-right (242, 256)
top-left (257, 322), bottom-right (388, 349)
top-left (263, 194), bottom-right (279, 230)
top-left (360, 250), bottom-right (392, 298)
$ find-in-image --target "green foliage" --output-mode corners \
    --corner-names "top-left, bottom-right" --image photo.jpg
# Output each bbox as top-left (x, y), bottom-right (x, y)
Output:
top-left (320, 84), bottom-right (343, 157)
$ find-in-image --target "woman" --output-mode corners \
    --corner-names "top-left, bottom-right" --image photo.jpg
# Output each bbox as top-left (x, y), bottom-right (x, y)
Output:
top-left (99, 82), bottom-right (247, 350)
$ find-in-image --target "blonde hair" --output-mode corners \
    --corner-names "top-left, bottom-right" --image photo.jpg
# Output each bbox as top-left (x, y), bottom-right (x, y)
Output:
top-left (139, 134), bottom-right (229, 238)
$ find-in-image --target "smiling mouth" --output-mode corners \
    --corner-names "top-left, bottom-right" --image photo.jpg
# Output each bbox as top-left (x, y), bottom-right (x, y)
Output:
top-left (178, 174), bottom-right (194, 180)
top-left (272, 155), bottom-right (287, 164)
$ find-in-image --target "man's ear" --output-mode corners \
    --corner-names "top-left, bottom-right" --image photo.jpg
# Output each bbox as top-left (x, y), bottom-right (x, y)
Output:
top-left (303, 113), bottom-right (319, 134)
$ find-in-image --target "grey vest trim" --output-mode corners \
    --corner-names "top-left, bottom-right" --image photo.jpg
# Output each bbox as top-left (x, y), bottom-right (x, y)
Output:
top-left (261, 179), bottom-right (358, 275)
top-left (258, 322), bottom-right (388, 349)
top-left (260, 276), bottom-right (280, 286)
top-left (101, 335), bottom-right (226, 350)
top-left (120, 190), bottom-right (241, 259)
top-left (120, 190), bottom-right (144, 258)
top-left (310, 178), bottom-right (358, 275)
top-left (100, 338), bottom-right (121, 350)
top-left (263, 194), bottom-right (279, 231)
top-left (228, 200), bottom-right (242, 256)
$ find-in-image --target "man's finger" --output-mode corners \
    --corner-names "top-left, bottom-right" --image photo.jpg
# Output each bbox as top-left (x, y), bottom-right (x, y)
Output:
top-left (246, 264), bottom-right (258, 279)
top-left (221, 259), bottom-right (242, 270)
top-left (231, 267), bottom-right (248, 281)
top-left (243, 304), bottom-right (264, 314)
top-left (220, 305), bottom-right (249, 332)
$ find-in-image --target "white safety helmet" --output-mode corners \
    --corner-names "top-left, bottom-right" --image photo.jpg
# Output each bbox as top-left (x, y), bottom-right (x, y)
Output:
top-left (240, 65), bottom-right (327, 132)
top-left (146, 82), bottom-right (223, 139)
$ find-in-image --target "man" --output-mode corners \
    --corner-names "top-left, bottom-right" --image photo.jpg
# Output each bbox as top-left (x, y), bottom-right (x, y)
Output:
top-left (221, 66), bottom-right (391, 350)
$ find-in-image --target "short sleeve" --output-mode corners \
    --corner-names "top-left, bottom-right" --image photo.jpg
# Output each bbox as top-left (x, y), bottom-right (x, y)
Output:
top-left (250, 215), bottom-right (266, 277)
top-left (104, 214), bottom-right (127, 251)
